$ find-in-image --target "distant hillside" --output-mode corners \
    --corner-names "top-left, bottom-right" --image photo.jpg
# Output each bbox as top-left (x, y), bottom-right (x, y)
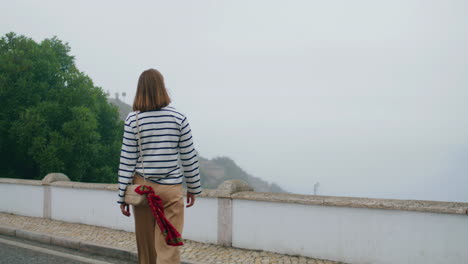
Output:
top-left (199, 156), bottom-right (286, 192)
top-left (108, 97), bottom-right (287, 193)
top-left (108, 98), bottom-right (132, 121)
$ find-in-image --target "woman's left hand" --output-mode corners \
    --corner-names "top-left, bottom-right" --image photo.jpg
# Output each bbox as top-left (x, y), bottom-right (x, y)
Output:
top-left (120, 203), bottom-right (131, 217)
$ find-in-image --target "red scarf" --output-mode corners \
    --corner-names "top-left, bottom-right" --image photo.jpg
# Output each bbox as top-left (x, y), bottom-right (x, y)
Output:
top-left (135, 185), bottom-right (184, 246)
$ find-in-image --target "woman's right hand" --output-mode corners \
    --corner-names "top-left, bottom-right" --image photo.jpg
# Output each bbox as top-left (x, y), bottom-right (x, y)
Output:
top-left (186, 192), bottom-right (196, 208)
top-left (120, 203), bottom-right (131, 217)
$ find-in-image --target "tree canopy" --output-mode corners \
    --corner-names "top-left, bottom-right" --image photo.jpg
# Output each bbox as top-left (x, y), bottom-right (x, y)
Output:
top-left (0, 32), bottom-right (123, 183)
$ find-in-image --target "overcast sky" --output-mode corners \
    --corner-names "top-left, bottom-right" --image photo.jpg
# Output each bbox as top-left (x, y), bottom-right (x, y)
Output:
top-left (3, 0), bottom-right (467, 202)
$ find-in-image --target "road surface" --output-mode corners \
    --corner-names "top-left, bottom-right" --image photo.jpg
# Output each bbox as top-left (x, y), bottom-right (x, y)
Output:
top-left (0, 234), bottom-right (191, 264)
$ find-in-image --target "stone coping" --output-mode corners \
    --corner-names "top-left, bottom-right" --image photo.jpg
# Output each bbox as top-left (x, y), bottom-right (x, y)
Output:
top-left (0, 178), bottom-right (42, 186)
top-left (2, 177), bottom-right (468, 215)
top-left (0, 177), bottom-right (233, 197)
top-left (231, 191), bottom-right (468, 215)
top-left (50, 181), bottom-right (118, 191)
top-left (0, 178), bottom-right (117, 191)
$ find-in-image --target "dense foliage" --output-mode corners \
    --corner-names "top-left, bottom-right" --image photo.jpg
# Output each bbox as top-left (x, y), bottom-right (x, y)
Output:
top-left (0, 32), bottom-right (123, 183)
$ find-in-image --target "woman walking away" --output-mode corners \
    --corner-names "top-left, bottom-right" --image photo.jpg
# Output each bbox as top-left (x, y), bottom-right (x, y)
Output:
top-left (116, 68), bottom-right (202, 264)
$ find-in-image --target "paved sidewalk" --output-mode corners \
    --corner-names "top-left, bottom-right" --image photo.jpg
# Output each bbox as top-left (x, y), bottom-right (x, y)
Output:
top-left (0, 213), bottom-right (345, 264)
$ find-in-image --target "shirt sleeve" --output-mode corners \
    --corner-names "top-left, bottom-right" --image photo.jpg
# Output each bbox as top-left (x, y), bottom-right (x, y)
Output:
top-left (178, 116), bottom-right (202, 195)
top-left (117, 113), bottom-right (139, 204)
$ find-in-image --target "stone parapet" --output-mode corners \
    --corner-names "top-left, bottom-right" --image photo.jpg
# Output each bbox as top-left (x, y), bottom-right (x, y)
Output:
top-left (50, 181), bottom-right (118, 191)
top-left (0, 178), bottom-right (42, 185)
top-left (1, 175), bottom-right (467, 215)
top-left (231, 191), bottom-right (468, 215)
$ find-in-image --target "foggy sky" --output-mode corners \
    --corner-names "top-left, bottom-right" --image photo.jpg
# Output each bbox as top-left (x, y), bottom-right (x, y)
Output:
top-left (2, 0), bottom-right (467, 202)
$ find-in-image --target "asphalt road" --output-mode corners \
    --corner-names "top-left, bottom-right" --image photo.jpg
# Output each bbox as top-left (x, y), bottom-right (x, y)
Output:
top-left (0, 234), bottom-right (192, 264)
top-left (0, 240), bottom-right (84, 264)
top-left (0, 234), bottom-right (133, 264)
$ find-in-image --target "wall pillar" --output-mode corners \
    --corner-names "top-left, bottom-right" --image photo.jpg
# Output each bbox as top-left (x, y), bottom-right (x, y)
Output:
top-left (218, 198), bottom-right (232, 246)
top-left (215, 179), bottom-right (253, 246)
top-left (41, 173), bottom-right (70, 219)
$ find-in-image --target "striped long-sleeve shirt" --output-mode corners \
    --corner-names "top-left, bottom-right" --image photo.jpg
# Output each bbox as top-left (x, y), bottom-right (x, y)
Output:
top-left (117, 105), bottom-right (202, 204)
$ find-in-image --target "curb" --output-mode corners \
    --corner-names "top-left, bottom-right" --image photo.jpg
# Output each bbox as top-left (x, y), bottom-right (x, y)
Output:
top-left (0, 224), bottom-right (203, 264)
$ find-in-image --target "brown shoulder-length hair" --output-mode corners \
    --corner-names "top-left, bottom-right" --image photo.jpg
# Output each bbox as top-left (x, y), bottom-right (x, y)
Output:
top-left (132, 68), bottom-right (171, 112)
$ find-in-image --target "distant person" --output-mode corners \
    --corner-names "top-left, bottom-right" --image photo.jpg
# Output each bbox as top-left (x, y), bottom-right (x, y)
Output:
top-left (117, 68), bottom-right (202, 264)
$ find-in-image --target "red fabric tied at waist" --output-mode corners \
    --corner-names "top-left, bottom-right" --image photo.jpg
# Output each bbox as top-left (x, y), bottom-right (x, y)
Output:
top-left (134, 185), bottom-right (184, 246)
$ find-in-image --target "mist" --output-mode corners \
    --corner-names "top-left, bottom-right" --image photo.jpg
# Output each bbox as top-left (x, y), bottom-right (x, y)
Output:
top-left (2, 0), bottom-right (467, 202)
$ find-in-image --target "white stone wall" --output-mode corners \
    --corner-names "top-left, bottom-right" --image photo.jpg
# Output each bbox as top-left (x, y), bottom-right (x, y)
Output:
top-left (48, 185), bottom-right (218, 243)
top-left (232, 199), bottom-right (468, 264)
top-left (183, 197), bottom-right (218, 244)
top-left (50, 186), bottom-right (132, 231)
top-left (0, 183), bottom-right (43, 218)
top-left (1, 178), bottom-right (467, 264)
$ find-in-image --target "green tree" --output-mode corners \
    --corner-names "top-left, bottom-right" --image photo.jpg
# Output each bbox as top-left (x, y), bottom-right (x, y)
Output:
top-left (0, 32), bottom-right (123, 183)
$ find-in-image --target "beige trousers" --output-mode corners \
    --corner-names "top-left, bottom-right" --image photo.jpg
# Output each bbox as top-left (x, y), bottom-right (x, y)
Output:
top-left (132, 173), bottom-right (185, 264)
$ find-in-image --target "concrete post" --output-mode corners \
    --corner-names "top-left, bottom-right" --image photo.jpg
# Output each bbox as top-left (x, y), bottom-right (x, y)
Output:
top-left (42, 173), bottom-right (70, 219)
top-left (216, 179), bottom-right (253, 246)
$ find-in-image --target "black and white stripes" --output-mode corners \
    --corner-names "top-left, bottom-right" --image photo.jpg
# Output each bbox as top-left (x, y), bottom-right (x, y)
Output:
top-left (117, 106), bottom-right (202, 204)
